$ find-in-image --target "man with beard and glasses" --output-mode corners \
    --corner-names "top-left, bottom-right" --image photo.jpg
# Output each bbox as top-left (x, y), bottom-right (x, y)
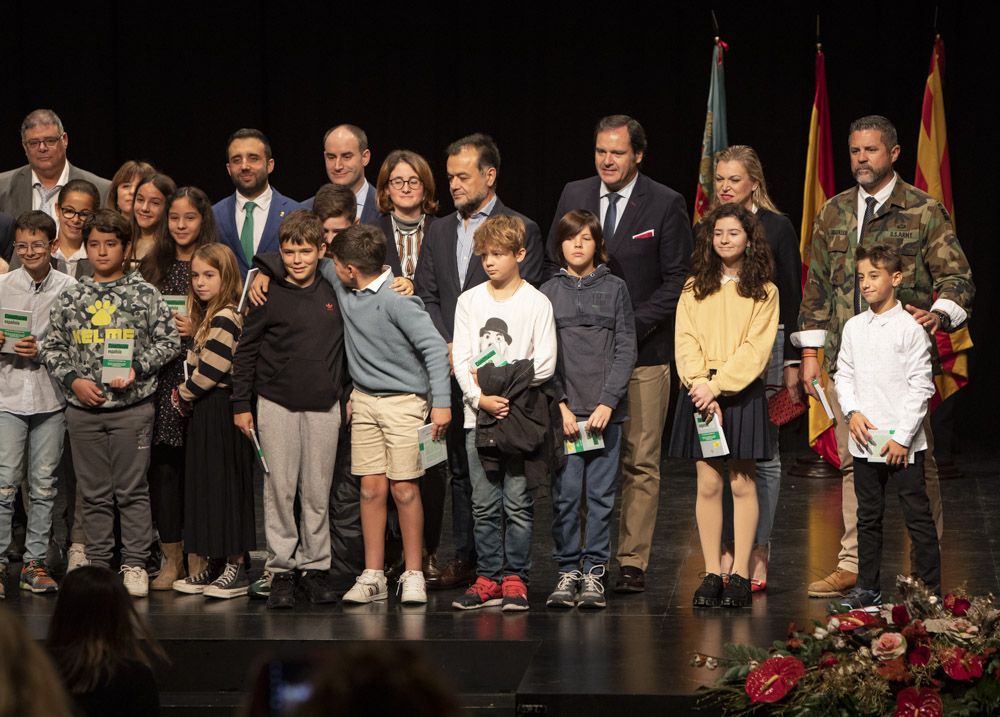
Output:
top-left (412, 133), bottom-right (544, 591)
top-left (213, 128), bottom-right (301, 277)
top-left (795, 114), bottom-right (974, 599)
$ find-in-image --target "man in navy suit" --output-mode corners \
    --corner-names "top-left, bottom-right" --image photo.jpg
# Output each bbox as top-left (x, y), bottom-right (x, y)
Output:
top-left (303, 125), bottom-right (379, 225)
top-left (413, 133), bottom-right (544, 590)
top-left (212, 128), bottom-right (299, 277)
top-left (547, 115), bottom-right (691, 593)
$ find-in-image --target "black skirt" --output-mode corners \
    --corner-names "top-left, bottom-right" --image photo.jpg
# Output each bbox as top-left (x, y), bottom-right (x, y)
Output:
top-left (183, 387), bottom-right (256, 557)
top-left (668, 379), bottom-right (771, 461)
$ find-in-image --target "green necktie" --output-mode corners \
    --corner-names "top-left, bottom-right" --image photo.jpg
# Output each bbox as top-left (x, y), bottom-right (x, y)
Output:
top-left (240, 201), bottom-right (257, 263)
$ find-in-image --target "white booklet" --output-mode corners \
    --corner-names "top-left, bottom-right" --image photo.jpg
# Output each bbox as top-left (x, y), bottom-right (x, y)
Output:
top-left (237, 268), bottom-right (260, 313)
top-left (101, 338), bottom-right (134, 384)
top-left (417, 424), bottom-right (447, 469)
top-left (864, 429), bottom-right (916, 465)
top-left (0, 308), bottom-right (31, 354)
top-left (163, 294), bottom-right (188, 315)
top-left (695, 412), bottom-right (730, 458)
top-left (249, 428), bottom-right (270, 474)
top-left (564, 422), bottom-right (606, 455)
top-left (811, 378), bottom-right (835, 420)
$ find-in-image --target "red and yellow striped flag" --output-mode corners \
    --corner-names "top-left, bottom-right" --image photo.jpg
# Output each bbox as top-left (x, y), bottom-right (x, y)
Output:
top-left (914, 35), bottom-right (972, 410)
top-left (801, 47), bottom-right (839, 467)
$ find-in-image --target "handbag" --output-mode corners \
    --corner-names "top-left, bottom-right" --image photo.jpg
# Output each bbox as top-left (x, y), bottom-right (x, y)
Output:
top-left (767, 385), bottom-right (806, 426)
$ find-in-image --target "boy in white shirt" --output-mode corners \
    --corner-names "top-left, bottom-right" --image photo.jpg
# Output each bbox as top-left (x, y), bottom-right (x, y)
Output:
top-left (451, 215), bottom-right (557, 611)
top-left (833, 245), bottom-right (940, 610)
top-left (0, 211), bottom-right (76, 598)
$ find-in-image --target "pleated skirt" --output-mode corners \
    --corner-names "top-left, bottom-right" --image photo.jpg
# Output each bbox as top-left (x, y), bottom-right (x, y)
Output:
top-left (668, 379), bottom-right (772, 461)
top-left (183, 387), bottom-right (257, 557)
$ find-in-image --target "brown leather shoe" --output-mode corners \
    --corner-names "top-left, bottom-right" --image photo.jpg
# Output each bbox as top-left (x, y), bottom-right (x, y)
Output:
top-left (430, 559), bottom-right (475, 590)
top-left (807, 568), bottom-right (857, 598)
top-left (614, 566), bottom-right (645, 593)
top-left (423, 553), bottom-right (442, 585)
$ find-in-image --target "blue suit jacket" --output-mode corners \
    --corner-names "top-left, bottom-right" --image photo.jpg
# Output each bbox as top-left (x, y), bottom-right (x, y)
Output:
top-left (213, 187), bottom-right (300, 277)
top-left (302, 180), bottom-right (379, 225)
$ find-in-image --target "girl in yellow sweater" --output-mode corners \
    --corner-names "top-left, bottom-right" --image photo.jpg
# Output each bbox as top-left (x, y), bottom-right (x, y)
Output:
top-left (668, 203), bottom-right (778, 608)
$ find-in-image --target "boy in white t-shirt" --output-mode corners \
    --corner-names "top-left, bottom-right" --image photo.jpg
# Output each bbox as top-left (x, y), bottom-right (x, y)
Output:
top-left (451, 215), bottom-right (557, 611)
top-left (833, 245), bottom-right (941, 611)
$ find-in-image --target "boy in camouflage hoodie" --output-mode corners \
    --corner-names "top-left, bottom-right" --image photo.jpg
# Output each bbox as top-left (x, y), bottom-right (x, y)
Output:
top-left (42, 209), bottom-right (180, 597)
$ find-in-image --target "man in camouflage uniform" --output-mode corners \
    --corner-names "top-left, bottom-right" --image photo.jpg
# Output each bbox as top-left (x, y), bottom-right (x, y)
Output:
top-left (793, 115), bottom-right (973, 598)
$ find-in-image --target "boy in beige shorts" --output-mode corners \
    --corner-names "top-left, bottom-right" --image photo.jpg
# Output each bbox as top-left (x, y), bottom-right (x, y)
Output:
top-left (318, 225), bottom-right (451, 605)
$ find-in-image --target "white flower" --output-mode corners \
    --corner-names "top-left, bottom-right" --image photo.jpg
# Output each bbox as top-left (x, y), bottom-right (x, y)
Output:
top-left (813, 627), bottom-right (829, 640)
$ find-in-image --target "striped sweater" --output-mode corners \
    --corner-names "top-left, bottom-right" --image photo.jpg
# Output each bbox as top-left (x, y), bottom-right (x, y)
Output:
top-left (178, 306), bottom-right (242, 402)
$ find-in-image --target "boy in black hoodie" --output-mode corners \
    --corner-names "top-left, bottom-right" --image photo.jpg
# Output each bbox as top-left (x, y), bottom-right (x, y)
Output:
top-left (232, 211), bottom-right (345, 609)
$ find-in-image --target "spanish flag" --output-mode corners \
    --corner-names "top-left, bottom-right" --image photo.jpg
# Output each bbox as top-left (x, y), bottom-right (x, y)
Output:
top-left (693, 37), bottom-right (728, 223)
top-left (801, 47), bottom-right (839, 467)
top-left (914, 35), bottom-right (972, 410)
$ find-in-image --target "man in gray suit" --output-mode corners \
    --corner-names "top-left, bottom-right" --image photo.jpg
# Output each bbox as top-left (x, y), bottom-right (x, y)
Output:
top-left (0, 109), bottom-right (111, 242)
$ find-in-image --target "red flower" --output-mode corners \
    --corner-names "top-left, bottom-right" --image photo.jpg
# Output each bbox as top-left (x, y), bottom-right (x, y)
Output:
top-left (829, 611), bottom-right (880, 631)
top-left (943, 593), bottom-right (971, 617)
top-left (903, 620), bottom-right (929, 642)
top-left (745, 656), bottom-right (806, 703)
top-left (894, 687), bottom-right (942, 717)
top-left (786, 638), bottom-right (802, 651)
top-left (908, 644), bottom-right (931, 666)
top-left (939, 646), bottom-right (984, 681)
top-left (892, 604), bottom-right (911, 626)
top-left (819, 652), bottom-right (838, 669)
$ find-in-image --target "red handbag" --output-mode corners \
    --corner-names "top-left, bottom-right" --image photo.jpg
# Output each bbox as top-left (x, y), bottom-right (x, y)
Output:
top-left (767, 386), bottom-right (806, 426)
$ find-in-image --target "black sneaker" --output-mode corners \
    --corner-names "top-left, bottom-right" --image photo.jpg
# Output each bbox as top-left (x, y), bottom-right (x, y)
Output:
top-left (693, 573), bottom-right (724, 607)
top-left (831, 587), bottom-right (883, 613)
top-left (720, 574), bottom-right (752, 608)
top-left (299, 570), bottom-right (338, 604)
top-left (173, 559), bottom-right (224, 595)
top-left (267, 571), bottom-right (296, 609)
top-left (204, 563), bottom-right (250, 599)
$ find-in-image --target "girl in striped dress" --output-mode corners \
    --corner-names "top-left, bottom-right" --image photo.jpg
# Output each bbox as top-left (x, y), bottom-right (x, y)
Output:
top-left (171, 244), bottom-right (256, 598)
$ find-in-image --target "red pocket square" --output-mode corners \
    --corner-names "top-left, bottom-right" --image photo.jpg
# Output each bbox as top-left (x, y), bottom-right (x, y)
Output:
top-left (632, 229), bottom-right (655, 240)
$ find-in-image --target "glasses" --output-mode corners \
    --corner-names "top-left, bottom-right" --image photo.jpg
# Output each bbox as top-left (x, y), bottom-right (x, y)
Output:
top-left (60, 207), bottom-right (93, 221)
top-left (14, 242), bottom-right (50, 254)
top-left (388, 177), bottom-right (422, 190)
top-left (23, 136), bottom-right (63, 150)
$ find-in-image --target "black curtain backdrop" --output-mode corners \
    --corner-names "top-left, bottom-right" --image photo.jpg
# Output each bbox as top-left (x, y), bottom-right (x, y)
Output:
top-left (1, 3), bottom-right (995, 443)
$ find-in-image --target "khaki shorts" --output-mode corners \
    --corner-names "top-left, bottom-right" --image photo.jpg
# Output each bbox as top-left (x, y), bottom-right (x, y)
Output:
top-left (350, 389), bottom-right (428, 480)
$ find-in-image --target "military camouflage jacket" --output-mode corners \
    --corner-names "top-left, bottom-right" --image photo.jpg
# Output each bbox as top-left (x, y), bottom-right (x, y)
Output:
top-left (41, 271), bottom-right (181, 409)
top-left (796, 176), bottom-right (973, 374)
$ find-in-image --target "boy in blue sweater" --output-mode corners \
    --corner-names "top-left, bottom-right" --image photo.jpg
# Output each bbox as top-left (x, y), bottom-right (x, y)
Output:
top-left (251, 223), bottom-right (451, 605)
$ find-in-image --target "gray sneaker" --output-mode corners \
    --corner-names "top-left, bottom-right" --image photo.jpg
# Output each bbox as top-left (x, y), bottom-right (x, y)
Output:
top-left (577, 566), bottom-right (607, 610)
top-left (545, 570), bottom-right (582, 608)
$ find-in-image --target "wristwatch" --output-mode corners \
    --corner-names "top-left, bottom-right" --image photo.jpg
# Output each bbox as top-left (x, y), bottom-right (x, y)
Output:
top-left (930, 309), bottom-right (951, 331)
top-left (844, 410), bottom-right (858, 422)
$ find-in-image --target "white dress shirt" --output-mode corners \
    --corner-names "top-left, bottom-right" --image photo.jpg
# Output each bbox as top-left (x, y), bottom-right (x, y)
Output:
top-left (235, 185), bottom-right (273, 254)
top-left (835, 301), bottom-right (935, 457)
top-left (0, 266), bottom-right (77, 415)
top-left (32, 162), bottom-right (71, 224)
top-left (599, 173), bottom-right (638, 236)
top-left (356, 183), bottom-right (371, 220)
top-left (856, 173), bottom-right (897, 244)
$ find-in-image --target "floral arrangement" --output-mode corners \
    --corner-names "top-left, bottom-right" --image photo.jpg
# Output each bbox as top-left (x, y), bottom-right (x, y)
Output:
top-left (693, 576), bottom-right (1000, 716)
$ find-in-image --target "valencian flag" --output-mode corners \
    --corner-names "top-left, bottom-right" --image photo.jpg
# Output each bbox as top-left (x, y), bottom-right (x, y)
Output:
top-left (800, 47), bottom-right (839, 467)
top-left (914, 35), bottom-right (972, 410)
top-left (693, 37), bottom-right (728, 223)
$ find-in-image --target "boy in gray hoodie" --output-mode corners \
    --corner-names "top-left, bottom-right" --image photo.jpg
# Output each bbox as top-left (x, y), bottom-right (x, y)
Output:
top-left (42, 209), bottom-right (180, 597)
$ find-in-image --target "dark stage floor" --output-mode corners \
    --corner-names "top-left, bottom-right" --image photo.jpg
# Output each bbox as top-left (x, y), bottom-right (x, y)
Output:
top-left (8, 449), bottom-right (1000, 715)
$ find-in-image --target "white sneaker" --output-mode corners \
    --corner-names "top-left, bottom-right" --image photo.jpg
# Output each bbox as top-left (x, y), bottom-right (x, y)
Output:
top-left (120, 565), bottom-right (149, 598)
top-left (397, 570), bottom-right (427, 605)
top-left (342, 569), bottom-right (388, 604)
top-left (67, 543), bottom-right (89, 572)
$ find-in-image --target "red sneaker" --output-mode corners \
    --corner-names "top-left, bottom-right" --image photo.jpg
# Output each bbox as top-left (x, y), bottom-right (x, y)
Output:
top-left (452, 576), bottom-right (502, 610)
top-left (501, 575), bottom-right (529, 611)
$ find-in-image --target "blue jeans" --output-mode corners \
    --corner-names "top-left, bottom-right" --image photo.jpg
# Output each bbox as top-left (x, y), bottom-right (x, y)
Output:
top-left (466, 429), bottom-right (533, 582)
top-left (0, 410), bottom-right (65, 564)
top-left (447, 380), bottom-right (476, 563)
top-left (551, 422), bottom-right (622, 571)
top-left (722, 327), bottom-right (783, 547)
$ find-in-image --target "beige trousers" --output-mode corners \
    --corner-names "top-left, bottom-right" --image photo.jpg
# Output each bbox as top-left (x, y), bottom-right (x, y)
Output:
top-left (616, 364), bottom-right (672, 571)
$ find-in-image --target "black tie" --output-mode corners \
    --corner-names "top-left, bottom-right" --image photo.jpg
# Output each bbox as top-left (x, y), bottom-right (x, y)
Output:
top-left (603, 192), bottom-right (620, 240)
top-left (854, 196), bottom-right (879, 313)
